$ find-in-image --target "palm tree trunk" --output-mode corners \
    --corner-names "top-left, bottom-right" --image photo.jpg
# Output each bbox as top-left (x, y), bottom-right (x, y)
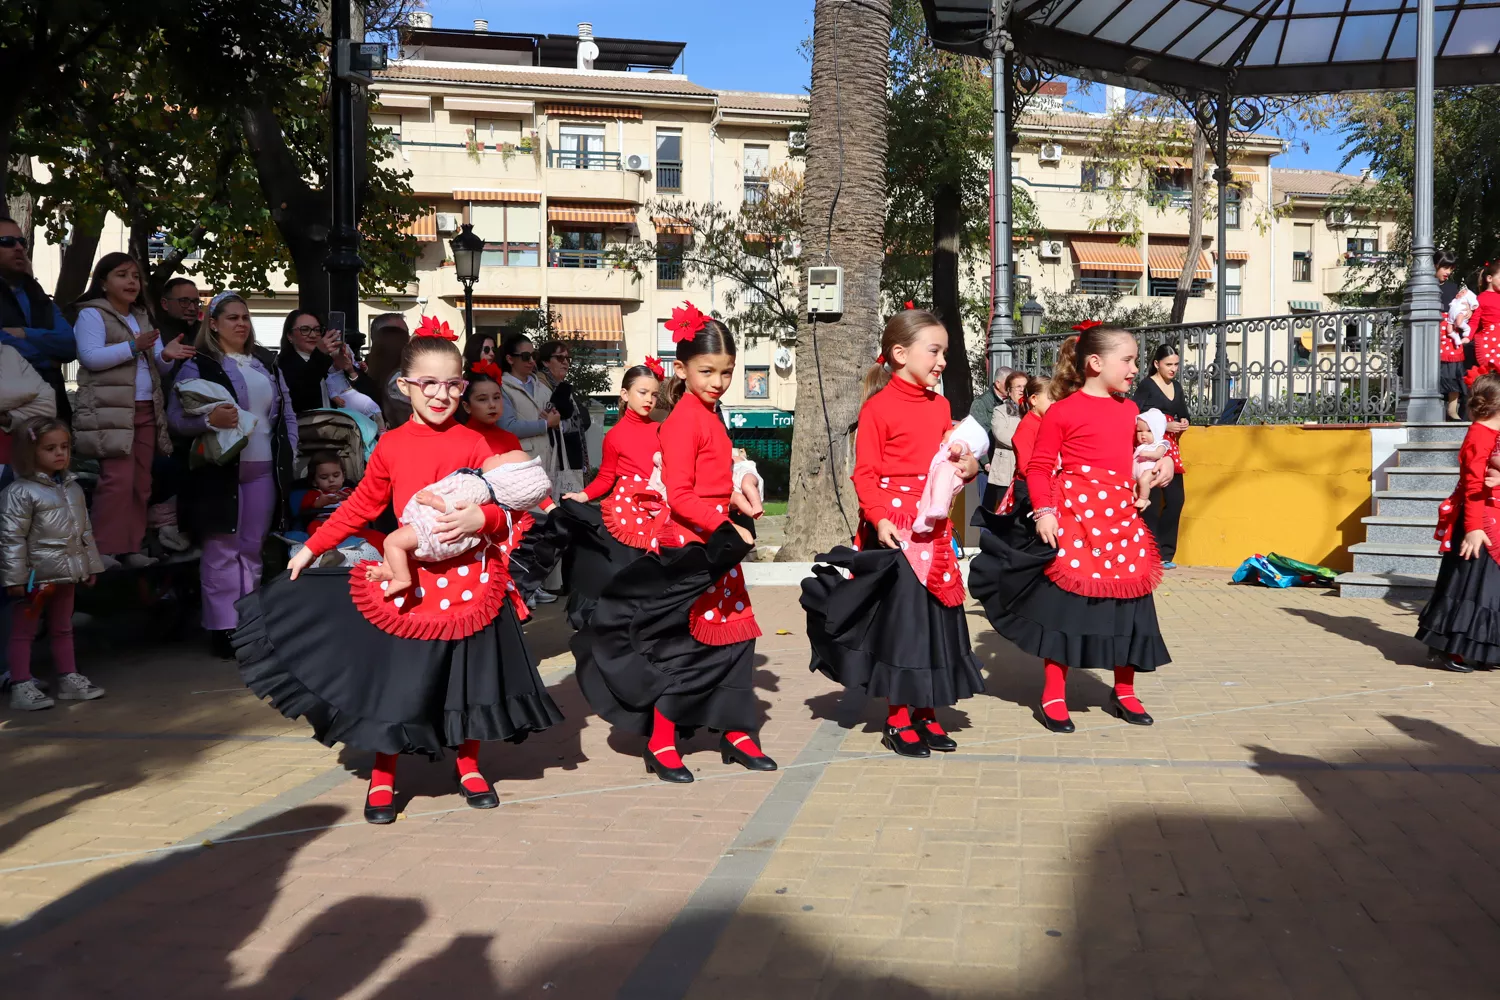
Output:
top-left (778, 0), bottom-right (892, 561)
top-left (1170, 126), bottom-right (1208, 325)
top-left (932, 181), bottom-right (972, 417)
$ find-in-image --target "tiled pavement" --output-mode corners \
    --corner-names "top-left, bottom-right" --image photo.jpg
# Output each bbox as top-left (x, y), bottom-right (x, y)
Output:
top-left (4, 570), bottom-right (1500, 997)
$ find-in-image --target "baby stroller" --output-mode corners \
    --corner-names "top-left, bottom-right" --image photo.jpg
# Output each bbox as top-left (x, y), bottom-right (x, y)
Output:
top-left (277, 408), bottom-right (385, 569)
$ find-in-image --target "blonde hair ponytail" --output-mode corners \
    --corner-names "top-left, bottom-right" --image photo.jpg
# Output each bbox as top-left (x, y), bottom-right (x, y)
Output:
top-left (863, 307), bottom-right (944, 402)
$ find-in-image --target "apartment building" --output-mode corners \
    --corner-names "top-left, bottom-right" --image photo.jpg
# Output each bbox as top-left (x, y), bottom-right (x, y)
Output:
top-left (373, 19), bottom-right (805, 426)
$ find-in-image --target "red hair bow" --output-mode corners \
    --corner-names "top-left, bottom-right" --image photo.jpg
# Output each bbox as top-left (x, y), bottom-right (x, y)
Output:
top-left (665, 301), bottom-right (710, 344)
top-left (471, 359), bottom-right (502, 380)
top-left (415, 315), bottom-right (458, 341)
top-left (1072, 320), bottom-right (1103, 332)
top-left (1465, 360), bottom-right (1498, 388)
top-left (904, 300), bottom-right (915, 310)
top-left (643, 356), bottom-right (665, 380)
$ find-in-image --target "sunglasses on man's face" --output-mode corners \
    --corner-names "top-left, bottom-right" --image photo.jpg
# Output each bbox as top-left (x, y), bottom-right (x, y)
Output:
top-left (0, 236), bottom-right (27, 250)
top-left (167, 296), bottom-right (201, 308)
top-left (510, 351), bottom-right (534, 362)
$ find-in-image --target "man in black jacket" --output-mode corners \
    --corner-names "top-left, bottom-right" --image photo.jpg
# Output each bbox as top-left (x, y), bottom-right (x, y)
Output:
top-left (157, 276), bottom-right (202, 346)
top-left (0, 217), bottom-right (76, 422)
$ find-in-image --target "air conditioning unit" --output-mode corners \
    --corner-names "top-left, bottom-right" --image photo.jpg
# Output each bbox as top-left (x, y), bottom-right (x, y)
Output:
top-left (436, 212), bottom-right (462, 235)
top-left (1038, 239), bottom-right (1064, 259)
top-left (1329, 209), bottom-right (1354, 227)
top-left (1318, 328), bottom-right (1338, 345)
top-left (1038, 142), bottom-right (1064, 163)
top-left (624, 152), bottom-right (652, 173)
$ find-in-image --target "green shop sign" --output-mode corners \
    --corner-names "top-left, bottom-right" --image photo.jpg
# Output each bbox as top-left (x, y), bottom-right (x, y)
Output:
top-left (725, 409), bottom-right (794, 430)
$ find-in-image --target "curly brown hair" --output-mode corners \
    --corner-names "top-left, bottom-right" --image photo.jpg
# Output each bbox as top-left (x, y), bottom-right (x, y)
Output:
top-left (1469, 372), bottom-right (1500, 420)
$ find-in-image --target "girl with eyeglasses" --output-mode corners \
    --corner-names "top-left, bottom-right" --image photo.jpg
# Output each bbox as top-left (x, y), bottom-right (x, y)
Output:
top-left (239, 327), bottom-right (564, 825)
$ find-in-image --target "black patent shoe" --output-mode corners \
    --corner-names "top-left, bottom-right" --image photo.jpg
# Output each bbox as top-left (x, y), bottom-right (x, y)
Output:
top-left (720, 734), bottom-right (778, 771)
top-left (364, 784), bottom-right (398, 825)
top-left (1433, 651), bottom-right (1475, 673)
top-left (1110, 691), bottom-right (1155, 726)
top-left (457, 772), bottom-right (500, 809)
top-left (210, 629), bottom-right (235, 660)
top-left (643, 747), bottom-right (694, 783)
top-left (881, 724), bottom-right (931, 758)
top-left (914, 718), bottom-right (958, 752)
top-left (1039, 700), bottom-right (1076, 734)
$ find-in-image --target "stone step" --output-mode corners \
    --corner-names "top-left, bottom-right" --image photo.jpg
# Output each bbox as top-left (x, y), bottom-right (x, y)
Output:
top-left (1349, 541), bottom-right (1442, 576)
top-left (1404, 421), bottom-right (1469, 443)
top-left (1372, 490), bottom-right (1450, 518)
top-left (1395, 441), bottom-right (1461, 463)
top-left (1385, 467), bottom-right (1459, 493)
top-left (1335, 571), bottom-right (1438, 600)
top-left (1362, 515), bottom-right (1439, 545)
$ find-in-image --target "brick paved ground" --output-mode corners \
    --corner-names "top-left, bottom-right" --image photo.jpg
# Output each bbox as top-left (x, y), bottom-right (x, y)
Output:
top-left (4, 570), bottom-right (1500, 998)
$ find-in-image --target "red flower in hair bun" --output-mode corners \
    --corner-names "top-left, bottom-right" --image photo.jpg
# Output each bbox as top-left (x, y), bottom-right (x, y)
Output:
top-left (1072, 320), bottom-right (1103, 332)
top-left (1466, 361), bottom-right (1498, 388)
top-left (471, 359), bottom-right (502, 380)
top-left (415, 315), bottom-right (458, 341)
top-left (643, 356), bottom-right (666, 380)
top-left (904, 300), bottom-right (915, 310)
top-left (665, 301), bottom-right (710, 344)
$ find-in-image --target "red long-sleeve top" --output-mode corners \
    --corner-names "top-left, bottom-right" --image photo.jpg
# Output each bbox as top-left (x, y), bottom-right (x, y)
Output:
top-left (471, 420), bottom-right (523, 458)
top-left (659, 391), bottom-right (732, 538)
top-left (1458, 421), bottom-right (1500, 532)
top-left (1026, 390), bottom-right (1140, 509)
top-left (852, 375), bottom-right (953, 525)
top-left (1474, 289), bottom-right (1500, 342)
top-left (305, 419), bottom-right (509, 555)
top-left (1012, 410), bottom-right (1042, 474)
top-left (583, 407), bottom-right (660, 500)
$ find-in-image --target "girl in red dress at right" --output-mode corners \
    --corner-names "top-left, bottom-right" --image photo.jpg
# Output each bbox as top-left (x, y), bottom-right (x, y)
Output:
top-left (573, 307), bottom-right (774, 782)
top-left (971, 326), bottom-right (1173, 732)
top-left (1468, 262), bottom-right (1500, 371)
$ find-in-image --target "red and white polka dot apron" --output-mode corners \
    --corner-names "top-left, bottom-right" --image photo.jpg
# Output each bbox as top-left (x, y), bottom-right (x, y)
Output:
top-left (350, 515), bottom-right (524, 640)
top-left (661, 503), bottom-right (761, 646)
top-left (1440, 318), bottom-right (1466, 364)
top-left (1475, 322), bottom-right (1500, 369)
top-left (1434, 487), bottom-right (1500, 566)
top-left (1047, 465), bottom-right (1162, 598)
top-left (856, 473), bottom-right (965, 607)
top-left (601, 475), bottom-right (667, 552)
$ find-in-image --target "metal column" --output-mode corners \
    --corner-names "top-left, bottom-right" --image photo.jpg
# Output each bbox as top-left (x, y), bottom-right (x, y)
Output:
top-left (1212, 95), bottom-right (1231, 409)
top-left (326, 0), bottom-right (364, 332)
top-left (986, 0), bottom-right (1015, 375)
top-left (1403, 0), bottom-right (1444, 425)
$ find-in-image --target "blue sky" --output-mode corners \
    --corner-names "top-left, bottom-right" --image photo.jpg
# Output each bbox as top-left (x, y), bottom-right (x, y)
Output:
top-left (427, 1), bottom-right (1356, 172)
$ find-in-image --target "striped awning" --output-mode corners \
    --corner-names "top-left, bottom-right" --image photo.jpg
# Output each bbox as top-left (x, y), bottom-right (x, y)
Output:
top-left (404, 208), bottom-right (438, 242)
top-left (471, 297), bottom-right (539, 311)
top-left (653, 216), bottom-right (693, 235)
top-left (1147, 241), bottom-right (1213, 280)
top-left (1070, 237), bottom-right (1143, 274)
top-left (542, 103), bottom-right (643, 121)
top-left (455, 189), bottom-right (541, 203)
top-left (547, 201), bottom-right (637, 226)
top-left (551, 302), bottom-right (624, 342)
top-left (1217, 249), bottom-right (1251, 262)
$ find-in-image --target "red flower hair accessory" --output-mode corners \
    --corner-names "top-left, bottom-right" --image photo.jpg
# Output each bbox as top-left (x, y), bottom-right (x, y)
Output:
top-left (415, 315), bottom-right (458, 341)
top-left (471, 359), bottom-right (502, 380)
top-left (643, 356), bottom-right (666, 380)
top-left (1072, 320), bottom-right (1103, 332)
top-left (1465, 360), bottom-right (1498, 388)
top-left (665, 301), bottom-right (710, 344)
top-left (904, 300), bottom-right (915, 310)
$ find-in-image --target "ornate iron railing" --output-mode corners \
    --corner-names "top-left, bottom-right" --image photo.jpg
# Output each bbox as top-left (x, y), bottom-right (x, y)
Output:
top-left (1005, 306), bottom-right (1403, 425)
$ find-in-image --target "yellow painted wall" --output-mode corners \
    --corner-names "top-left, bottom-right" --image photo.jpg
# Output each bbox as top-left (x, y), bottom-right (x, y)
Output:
top-left (1176, 426), bottom-right (1371, 571)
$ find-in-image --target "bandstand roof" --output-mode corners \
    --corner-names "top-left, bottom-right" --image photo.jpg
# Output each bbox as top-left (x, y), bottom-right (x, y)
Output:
top-left (921, 1), bottom-right (1500, 96)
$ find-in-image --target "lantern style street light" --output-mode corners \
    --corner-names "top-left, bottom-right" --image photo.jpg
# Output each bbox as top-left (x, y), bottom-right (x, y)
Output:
top-left (450, 223), bottom-right (484, 339)
top-left (1019, 295), bottom-right (1045, 339)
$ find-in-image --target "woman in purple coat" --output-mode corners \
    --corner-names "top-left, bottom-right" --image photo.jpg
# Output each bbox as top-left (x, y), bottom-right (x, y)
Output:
top-left (168, 292), bottom-right (298, 658)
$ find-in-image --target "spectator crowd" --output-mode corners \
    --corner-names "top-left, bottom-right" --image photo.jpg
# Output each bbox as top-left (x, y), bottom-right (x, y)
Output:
top-left (0, 218), bottom-right (592, 709)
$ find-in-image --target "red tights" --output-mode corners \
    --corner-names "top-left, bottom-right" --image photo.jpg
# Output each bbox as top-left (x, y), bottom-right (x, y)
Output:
top-left (1042, 661), bottom-right (1143, 722)
top-left (649, 708), bottom-right (765, 766)
top-left (365, 739), bottom-right (490, 808)
top-left (886, 703), bottom-right (946, 744)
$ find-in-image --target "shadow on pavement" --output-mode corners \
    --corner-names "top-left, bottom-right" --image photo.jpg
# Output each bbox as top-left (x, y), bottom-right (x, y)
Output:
top-left (1281, 606), bottom-right (1431, 668)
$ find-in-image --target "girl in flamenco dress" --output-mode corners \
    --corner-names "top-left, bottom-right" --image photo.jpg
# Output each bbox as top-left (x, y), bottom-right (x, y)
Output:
top-left (969, 324), bottom-right (1174, 733)
top-left (572, 304), bottom-right (775, 782)
top-left (1419, 369), bottom-right (1500, 671)
top-left (800, 308), bottom-right (987, 758)
top-left (557, 359), bottom-right (669, 629)
top-left (234, 328), bottom-right (564, 824)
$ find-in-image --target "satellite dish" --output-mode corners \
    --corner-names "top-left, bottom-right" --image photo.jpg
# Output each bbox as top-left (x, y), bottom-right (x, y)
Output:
top-left (774, 347), bottom-right (793, 370)
top-left (578, 40), bottom-right (600, 70)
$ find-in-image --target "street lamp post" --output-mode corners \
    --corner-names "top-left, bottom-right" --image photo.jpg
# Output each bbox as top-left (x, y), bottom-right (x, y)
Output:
top-left (1019, 295), bottom-right (1044, 340)
top-left (450, 224), bottom-right (484, 341)
top-left (1402, 0), bottom-right (1444, 425)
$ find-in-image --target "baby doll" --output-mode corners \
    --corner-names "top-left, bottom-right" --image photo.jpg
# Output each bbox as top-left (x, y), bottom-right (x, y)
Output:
top-left (912, 415), bottom-right (990, 535)
top-left (1133, 408), bottom-right (1170, 508)
top-left (731, 447), bottom-right (764, 516)
top-left (1450, 285), bottom-right (1480, 347)
top-left (367, 455), bottom-right (552, 597)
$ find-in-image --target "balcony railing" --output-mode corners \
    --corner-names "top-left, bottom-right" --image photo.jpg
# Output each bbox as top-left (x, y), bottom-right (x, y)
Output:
top-left (1004, 306), bottom-right (1402, 425)
top-left (550, 249), bottom-right (606, 269)
top-left (1075, 275), bottom-right (1139, 295)
top-left (657, 257), bottom-right (683, 289)
top-left (743, 177), bottom-right (770, 205)
top-left (1292, 255), bottom-right (1313, 282)
top-left (656, 160), bottom-right (682, 191)
top-left (548, 149), bottom-right (621, 171)
top-left (1225, 288), bottom-right (1241, 316)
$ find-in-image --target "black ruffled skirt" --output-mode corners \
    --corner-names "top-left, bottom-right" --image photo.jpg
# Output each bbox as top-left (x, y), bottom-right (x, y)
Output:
top-left (1441, 361), bottom-right (1468, 397)
top-left (801, 546), bottom-right (984, 707)
top-left (1417, 513), bottom-right (1500, 664)
top-left (969, 507), bottom-right (1170, 671)
top-left (233, 569), bottom-right (564, 759)
top-left (557, 498), bottom-right (650, 631)
top-left (507, 508), bottom-right (572, 603)
top-left (573, 520), bottom-right (760, 735)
